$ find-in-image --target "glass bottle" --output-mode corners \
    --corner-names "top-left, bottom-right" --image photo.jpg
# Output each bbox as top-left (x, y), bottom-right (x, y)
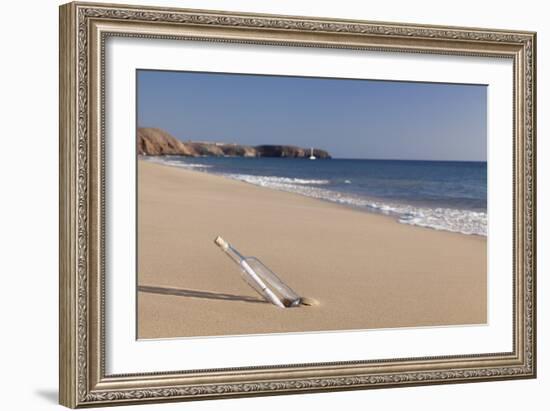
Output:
top-left (214, 236), bottom-right (302, 308)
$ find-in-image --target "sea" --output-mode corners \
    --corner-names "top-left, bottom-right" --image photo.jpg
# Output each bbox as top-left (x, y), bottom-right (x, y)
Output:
top-left (145, 156), bottom-right (487, 236)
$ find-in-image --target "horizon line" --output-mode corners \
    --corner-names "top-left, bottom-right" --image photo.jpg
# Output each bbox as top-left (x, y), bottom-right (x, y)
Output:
top-left (331, 157), bottom-right (487, 162)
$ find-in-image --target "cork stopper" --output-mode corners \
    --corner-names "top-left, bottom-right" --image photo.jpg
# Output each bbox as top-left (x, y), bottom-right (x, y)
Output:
top-left (214, 236), bottom-right (229, 250)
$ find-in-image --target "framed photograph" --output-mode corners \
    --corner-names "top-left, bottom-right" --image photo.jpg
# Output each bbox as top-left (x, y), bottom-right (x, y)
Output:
top-left (59, 2), bottom-right (536, 408)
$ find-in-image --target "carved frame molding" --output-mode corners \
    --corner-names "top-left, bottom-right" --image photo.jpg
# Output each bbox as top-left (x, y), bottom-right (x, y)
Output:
top-left (59, 2), bottom-right (536, 408)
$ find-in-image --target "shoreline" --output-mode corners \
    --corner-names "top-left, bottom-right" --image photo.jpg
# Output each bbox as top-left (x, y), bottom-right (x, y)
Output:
top-left (142, 156), bottom-right (487, 238)
top-left (137, 159), bottom-right (487, 339)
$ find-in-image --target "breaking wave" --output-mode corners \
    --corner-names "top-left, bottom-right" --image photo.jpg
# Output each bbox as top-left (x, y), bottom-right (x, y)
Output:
top-left (223, 173), bottom-right (486, 236)
top-left (142, 157), bottom-right (486, 236)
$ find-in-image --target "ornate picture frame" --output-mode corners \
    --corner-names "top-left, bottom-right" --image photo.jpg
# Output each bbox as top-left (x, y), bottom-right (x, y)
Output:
top-left (59, 1), bottom-right (536, 408)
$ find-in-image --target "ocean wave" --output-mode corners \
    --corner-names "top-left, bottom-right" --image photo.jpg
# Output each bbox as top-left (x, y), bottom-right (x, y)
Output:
top-left (141, 159), bottom-right (486, 236)
top-left (223, 172), bottom-right (487, 236)
top-left (224, 174), bottom-right (330, 186)
top-left (143, 156), bottom-right (213, 169)
top-left (370, 203), bottom-right (486, 236)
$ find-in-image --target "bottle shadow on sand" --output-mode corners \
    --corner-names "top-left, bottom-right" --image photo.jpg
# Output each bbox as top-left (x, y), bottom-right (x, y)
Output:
top-left (137, 285), bottom-right (268, 304)
top-left (138, 285), bottom-right (319, 308)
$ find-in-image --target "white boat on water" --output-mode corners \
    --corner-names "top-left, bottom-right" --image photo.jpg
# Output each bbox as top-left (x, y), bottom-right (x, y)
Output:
top-left (309, 147), bottom-right (316, 160)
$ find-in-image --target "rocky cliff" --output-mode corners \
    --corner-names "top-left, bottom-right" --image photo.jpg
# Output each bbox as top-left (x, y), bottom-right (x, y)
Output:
top-left (255, 145), bottom-right (331, 159)
top-left (137, 128), bottom-right (194, 156)
top-left (137, 127), bottom-right (331, 159)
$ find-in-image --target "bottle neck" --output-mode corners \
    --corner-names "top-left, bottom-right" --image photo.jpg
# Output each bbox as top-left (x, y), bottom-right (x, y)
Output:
top-left (224, 244), bottom-right (245, 265)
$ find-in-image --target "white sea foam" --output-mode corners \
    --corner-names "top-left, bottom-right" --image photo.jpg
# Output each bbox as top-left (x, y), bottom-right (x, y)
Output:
top-left (224, 173), bottom-right (487, 236)
top-left (143, 156), bottom-right (213, 169)
top-left (224, 174), bottom-right (329, 186)
top-left (141, 158), bottom-right (486, 236)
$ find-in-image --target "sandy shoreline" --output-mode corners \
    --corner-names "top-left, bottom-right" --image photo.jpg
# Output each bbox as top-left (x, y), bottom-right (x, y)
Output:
top-left (137, 160), bottom-right (487, 339)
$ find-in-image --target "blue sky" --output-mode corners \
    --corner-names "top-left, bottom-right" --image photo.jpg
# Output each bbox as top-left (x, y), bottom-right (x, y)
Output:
top-left (137, 70), bottom-right (487, 161)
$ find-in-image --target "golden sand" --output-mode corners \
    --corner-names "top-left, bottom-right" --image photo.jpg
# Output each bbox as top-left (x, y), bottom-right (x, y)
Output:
top-left (137, 160), bottom-right (487, 339)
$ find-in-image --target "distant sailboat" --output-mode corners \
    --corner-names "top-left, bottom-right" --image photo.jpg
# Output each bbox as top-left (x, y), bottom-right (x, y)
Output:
top-left (309, 147), bottom-right (316, 160)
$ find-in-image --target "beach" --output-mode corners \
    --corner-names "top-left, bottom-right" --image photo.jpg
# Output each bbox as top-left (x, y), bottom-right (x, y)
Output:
top-left (137, 159), bottom-right (487, 339)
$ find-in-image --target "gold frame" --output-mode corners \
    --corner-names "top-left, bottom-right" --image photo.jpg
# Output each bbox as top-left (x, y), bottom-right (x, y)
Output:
top-left (59, 1), bottom-right (537, 408)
